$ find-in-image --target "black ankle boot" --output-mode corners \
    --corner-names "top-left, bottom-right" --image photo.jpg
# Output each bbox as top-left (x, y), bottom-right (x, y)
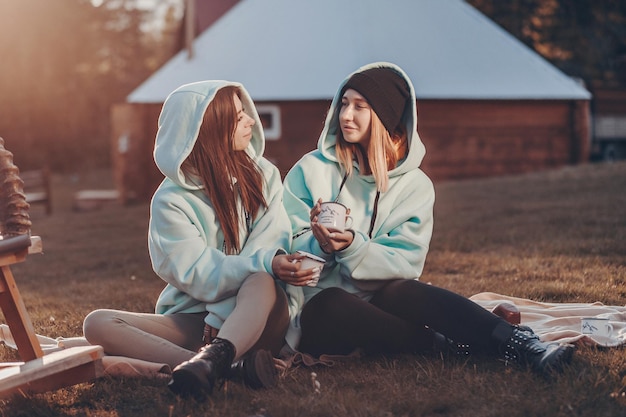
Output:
top-left (228, 349), bottom-right (278, 389)
top-left (168, 337), bottom-right (236, 398)
top-left (432, 331), bottom-right (471, 357)
top-left (492, 322), bottom-right (574, 374)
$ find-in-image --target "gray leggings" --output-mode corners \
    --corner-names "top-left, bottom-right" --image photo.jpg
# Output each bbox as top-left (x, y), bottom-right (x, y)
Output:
top-left (83, 272), bottom-right (289, 367)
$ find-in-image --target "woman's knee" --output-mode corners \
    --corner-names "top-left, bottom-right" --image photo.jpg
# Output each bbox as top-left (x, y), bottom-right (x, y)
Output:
top-left (374, 279), bottom-right (421, 302)
top-left (308, 287), bottom-right (353, 308)
top-left (382, 278), bottom-right (415, 293)
top-left (301, 287), bottom-right (353, 325)
top-left (83, 309), bottom-right (119, 345)
top-left (242, 271), bottom-right (275, 292)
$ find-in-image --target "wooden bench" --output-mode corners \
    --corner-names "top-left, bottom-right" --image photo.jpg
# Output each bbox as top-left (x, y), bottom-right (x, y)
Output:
top-left (21, 168), bottom-right (52, 215)
top-left (73, 189), bottom-right (120, 212)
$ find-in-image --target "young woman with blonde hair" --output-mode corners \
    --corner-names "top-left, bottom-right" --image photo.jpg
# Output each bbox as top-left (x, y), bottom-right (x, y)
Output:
top-left (281, 62), bottom-right (574, 375)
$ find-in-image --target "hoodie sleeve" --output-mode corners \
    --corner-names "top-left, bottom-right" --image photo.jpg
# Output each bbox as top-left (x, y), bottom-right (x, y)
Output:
top-left (334, 173), bottom-right (435, 284)
top-left (148, 166), bottom-right (290, 304)
top-left (283, 154), bottom-right (337, 258)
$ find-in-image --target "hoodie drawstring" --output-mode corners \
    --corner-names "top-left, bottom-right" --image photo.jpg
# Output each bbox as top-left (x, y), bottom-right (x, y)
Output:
top-left (368, 191), bottom-right (380, 239)
top-left (293, 173), bottom-right (380, 240)
top-left (336, 173), bottom-right (380, 239)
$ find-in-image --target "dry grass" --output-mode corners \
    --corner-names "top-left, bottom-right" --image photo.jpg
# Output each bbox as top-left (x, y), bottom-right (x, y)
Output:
top-left (1, 162), bottom-right (625, 416)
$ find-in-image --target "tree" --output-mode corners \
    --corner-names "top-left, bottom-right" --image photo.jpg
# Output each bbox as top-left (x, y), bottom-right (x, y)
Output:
top-left (0, 0), bottom-right (180, 171)
top-left (468, 0), bottom-right (626, 88)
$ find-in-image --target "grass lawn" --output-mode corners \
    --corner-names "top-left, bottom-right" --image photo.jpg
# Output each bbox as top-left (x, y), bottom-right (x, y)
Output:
top-left (1, 162), bottom-right (625, 416)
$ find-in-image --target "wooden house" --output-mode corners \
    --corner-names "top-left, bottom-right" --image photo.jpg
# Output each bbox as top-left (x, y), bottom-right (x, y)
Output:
top-left (111, 0), bottom-right (591, 203)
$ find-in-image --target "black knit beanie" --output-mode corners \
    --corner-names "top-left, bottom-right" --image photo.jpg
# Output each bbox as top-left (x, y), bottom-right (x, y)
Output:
top-left (342, 67), bottom-right (410, 134)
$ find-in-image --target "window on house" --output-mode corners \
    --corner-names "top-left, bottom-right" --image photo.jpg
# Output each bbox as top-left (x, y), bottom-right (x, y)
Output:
top-left (256, 104), bottom-right (281, 140)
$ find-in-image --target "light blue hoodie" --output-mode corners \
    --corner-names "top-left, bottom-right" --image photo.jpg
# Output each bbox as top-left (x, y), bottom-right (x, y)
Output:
top-left (283, 62), bottom-right (435, 347)
top-left (150, 80), bottom-right (291, 330)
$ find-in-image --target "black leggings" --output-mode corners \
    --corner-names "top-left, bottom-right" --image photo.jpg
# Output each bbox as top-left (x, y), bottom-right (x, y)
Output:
top-left (298, 279), bottom-right (507, 357)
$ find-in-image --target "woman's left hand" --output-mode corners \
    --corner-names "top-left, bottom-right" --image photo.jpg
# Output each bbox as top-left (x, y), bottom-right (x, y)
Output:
top-left (311, 222), bottom-right (353, 253)
top-left (272, 253), bottom-right (315, 286)
top-left (309, 198), bottom-right (354, 253)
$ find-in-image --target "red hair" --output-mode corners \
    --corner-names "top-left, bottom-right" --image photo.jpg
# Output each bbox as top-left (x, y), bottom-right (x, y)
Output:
top-left (183, 86), bottom-right (266, 254)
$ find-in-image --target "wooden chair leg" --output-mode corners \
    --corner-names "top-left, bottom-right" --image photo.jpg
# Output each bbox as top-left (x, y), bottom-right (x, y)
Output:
top-left (0, 265), bottom-right (44, 362)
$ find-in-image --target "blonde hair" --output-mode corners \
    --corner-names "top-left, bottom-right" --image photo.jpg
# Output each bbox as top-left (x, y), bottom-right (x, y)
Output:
top-left (336, 109), bottom-right (407, 192)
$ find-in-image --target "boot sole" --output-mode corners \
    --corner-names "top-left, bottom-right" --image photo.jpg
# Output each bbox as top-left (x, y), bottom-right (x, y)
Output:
top-left (247, 350), bottom-right (278, 389)
top-left (539, 343), bottom-right (575, 373)
top-left (168, 363), bottom-right (214, 398)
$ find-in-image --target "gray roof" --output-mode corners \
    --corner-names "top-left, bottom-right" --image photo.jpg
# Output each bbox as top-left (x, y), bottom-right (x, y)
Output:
top-left (128, 0), bottom-right (591, 103)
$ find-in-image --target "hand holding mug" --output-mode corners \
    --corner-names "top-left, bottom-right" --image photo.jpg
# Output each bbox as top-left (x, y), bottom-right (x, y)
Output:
top-left (292, 251), bottom-right (325, 287)
top-left (311, 199), bottom-right (354, 252)
top-left (272, 253), bottom-right (312, 286)
top-left (316, 201), bottom-right (353, 232)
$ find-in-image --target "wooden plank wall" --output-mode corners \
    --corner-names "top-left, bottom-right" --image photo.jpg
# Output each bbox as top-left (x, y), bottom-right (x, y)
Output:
top-left (264, 100), bottom-right (329, 177)
top-left (110, 99), bottom-right (589, 203)
top-left (418, 100), bottom-right (589, 181)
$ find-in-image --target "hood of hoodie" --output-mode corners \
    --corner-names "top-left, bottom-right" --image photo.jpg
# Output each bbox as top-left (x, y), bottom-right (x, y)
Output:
top-left (317, 62), bottom-right (425, 181)
top-left (153, 80), bottom-right (265, 190)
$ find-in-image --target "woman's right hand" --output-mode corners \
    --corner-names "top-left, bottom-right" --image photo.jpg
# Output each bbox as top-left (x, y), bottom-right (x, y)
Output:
top-left (312, 222), bottom-right (354, 253)
top-left (309, 198), bottom-right (323, 222)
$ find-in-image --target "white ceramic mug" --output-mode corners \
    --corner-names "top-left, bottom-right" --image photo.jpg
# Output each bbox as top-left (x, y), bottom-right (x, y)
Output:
top-left (318, 201), bottom-right (353, 232)
top-left (296, 250), bottom-right (325, 287)
top-left (581, 317), bottom-right (613, 337)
